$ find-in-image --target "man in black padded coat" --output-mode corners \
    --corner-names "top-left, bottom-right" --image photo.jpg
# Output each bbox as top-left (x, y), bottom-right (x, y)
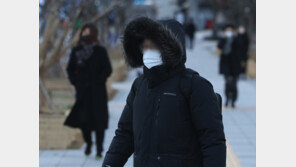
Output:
top-left (102, 17), bottom-right (226, 167)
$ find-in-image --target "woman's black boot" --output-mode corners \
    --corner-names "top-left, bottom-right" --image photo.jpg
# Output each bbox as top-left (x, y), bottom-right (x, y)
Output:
top-left (85, 143), bottom-right (92, 156)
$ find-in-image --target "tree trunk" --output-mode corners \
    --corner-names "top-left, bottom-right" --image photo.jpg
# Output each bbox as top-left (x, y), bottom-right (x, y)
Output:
top-left (59, 61), bottom-right (75, 95)
top-left (40, 78), bottom-right (56, 114)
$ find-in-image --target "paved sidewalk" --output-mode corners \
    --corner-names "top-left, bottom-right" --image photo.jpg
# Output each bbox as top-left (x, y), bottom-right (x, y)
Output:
top-left (40, 31), bottom-right (256, 167)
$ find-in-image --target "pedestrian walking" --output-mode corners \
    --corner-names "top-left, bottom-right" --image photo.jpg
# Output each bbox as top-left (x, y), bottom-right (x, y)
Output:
top-left (64, 23), bottom-right (112, 160)
top-left (102, 17), bottom-right (226, 167)
top-left (218, 25), bottom-right (240, 107)
top-left (185, 18), bottom-right (196, 49)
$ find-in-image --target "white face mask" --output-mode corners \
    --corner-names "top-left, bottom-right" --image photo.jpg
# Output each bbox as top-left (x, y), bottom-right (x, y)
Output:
top-left (225, 31), bottom-right (233, 38)
top-left (238, 27), bottom-right (246, 34)
top-left (143, 49), bottom-right (163, 69)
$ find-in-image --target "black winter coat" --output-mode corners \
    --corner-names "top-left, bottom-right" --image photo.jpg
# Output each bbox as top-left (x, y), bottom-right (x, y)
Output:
top-left (232, 33), bottom-right (250, 73)
top-left (64, 44), bottom-right (112, 131)
top-left (103, 17), bottom-right (226, 167)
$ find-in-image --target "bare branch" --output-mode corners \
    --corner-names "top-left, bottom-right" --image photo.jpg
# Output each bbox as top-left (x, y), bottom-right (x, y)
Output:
top-left (39, 10), bottom-right (60, 65)
top-left (61, 30), bottom-right (80, 56)
top-left (40, 78), bottom-right (57, 114)
top-left (88, 0), bottom-right (121, 23)
top-left (40, 26), bottom-right (70, 76)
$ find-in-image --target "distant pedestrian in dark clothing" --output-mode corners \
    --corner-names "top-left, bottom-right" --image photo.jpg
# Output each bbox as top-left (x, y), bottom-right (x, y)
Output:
top-left (103, 17), bottom-right (226, 167)
top-left (218, 26), bottom-right (235, 76)
top-left (218, 25), bottom-right (239, 107)
top-left (185, 18), bottom-right (196, 49)
top-left (233, 25), bottom-right (250, 74)
top-left (64, 23), bottom-right (112, 159)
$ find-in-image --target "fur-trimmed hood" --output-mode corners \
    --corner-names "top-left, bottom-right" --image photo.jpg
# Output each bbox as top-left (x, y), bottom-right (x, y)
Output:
top-left (122, 17), bottom-right (186, 68)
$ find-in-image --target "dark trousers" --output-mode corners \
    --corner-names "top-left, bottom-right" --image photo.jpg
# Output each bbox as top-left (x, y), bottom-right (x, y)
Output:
top-left (224, 76), bottom-right (238, 105)
top-left (81, 128), bottom-right (105, 155)
top-left (189, 37), bottom-right (194, 49)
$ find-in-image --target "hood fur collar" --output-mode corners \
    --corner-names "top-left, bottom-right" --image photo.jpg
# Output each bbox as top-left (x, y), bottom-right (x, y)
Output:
top-left (122, 17), bottom-right (186, 68)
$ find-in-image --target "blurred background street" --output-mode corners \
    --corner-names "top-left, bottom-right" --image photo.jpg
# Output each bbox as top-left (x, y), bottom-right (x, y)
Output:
top-left (39, 0), bottom-right (256, 166)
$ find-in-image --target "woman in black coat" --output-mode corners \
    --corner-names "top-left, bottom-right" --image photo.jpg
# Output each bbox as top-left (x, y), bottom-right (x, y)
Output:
top-left (218, 25), bottom-right (240, 107)
top-left (218, 26), bottom-right (237, 76)
top-left (102, 17), bottom-right (226, 167)
top-left (64, 23), bottom-right (112, 159)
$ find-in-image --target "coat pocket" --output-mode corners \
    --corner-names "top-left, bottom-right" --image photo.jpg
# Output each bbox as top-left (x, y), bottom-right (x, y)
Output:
top-left (157, 93), bottom-right (181, 132)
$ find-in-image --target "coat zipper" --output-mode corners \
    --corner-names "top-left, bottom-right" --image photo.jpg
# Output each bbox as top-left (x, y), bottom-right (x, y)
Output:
top-left (155, 97), bottom-right (160, 126)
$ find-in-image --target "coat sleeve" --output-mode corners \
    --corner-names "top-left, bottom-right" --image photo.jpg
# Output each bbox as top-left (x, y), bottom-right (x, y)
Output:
top-left (95, 47), bottom-right (112, 83)
top-left (66, 48), bottom-right (77, 85)
top-left (102, 77), bottom-right (139, 167)
top-left (217, 38), bottom-right (225, 50)
top-left (189, 75), bottom-right (226, 167)
top-left (243, 35), bottom-right (250, 61)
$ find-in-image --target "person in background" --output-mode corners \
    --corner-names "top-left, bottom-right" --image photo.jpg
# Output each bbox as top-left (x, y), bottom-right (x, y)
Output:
top-left (185, 18), bottom-right (196, 49)
top-left (102, 17), bottom-right (226, 167)
top-left (218, 25), bottom-right (240, 108)
top-left (233, 25), bottom-right (250, 76)
top-left (64, 23), bottom-right (112, 160)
